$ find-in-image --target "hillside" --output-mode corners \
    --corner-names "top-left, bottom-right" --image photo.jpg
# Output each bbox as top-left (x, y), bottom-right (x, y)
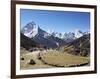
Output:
top-left (63, 34), bottom-right (90, 57)
top-left (21, 33), bottom-right (39, 50)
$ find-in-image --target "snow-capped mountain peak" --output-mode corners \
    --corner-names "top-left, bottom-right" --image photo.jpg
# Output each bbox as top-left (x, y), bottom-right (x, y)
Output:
top-left (22, 21), bottom-right (39, 38)
top-left (74, 30), bottom-right (84, 38)
top-left (21, 21), bottom-right (67, 48)
top-left (22, 21), bottom-right (53, 39)
top-left (48, 30), bottom-right (89, 43)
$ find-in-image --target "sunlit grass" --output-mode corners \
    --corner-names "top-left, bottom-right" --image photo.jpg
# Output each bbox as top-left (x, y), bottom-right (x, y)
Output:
top-left (20, 48), bottom-right (90, 69)
top-left (40, 50), bottom-right (89, 67)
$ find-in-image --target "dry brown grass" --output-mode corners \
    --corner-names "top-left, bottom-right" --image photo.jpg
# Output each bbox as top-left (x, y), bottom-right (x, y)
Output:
top-left (20, 48), bottom-right (89, 70)
top-left (40, 50), bottom-right (89, 67)
top-left (20, 50), bottom-right (52, 70)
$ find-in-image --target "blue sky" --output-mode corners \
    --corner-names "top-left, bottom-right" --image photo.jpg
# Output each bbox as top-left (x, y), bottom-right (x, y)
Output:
top-left (20, 9), bottom-right (90, 33)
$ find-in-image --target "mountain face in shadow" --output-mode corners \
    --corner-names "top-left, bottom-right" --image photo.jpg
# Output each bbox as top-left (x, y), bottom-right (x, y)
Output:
top-left (21, 33), bottom-right (39, 50)
top-left (64, 34), bottom-right (90, 57)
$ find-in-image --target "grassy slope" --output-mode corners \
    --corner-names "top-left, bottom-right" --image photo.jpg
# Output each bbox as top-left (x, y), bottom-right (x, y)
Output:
top-left (63, 34), bottom-right (90, 56)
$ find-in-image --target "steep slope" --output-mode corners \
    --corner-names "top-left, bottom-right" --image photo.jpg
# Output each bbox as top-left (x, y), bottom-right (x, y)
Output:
top-left (22, 21), bottom-right (67, 48)
top-left (21, 33), bottom-right (39, 50)
top-left (63, 32), bottom-right (75, 43)
top-left (64, 34), bottom-right (90, 56)
top-left (74, 30), bottom-right (84, 38)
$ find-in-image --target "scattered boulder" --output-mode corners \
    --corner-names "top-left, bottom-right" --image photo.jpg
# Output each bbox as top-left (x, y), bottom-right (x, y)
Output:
top-left (21, 57), bottom-right (24, 60)
top-left (38, 56), bottom-right (41, 60)
top-left (29, 59), bottom-right (36, 65)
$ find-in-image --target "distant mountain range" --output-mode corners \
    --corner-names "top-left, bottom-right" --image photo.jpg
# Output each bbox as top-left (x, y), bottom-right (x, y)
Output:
top-left (21, 21), bottom-right (90, 48)
top-left (48, 29), bottom-right (89, 43)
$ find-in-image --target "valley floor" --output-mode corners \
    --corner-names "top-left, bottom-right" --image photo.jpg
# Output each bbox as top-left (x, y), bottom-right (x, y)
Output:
top-left (20, 49), bottom-right (90, 70)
